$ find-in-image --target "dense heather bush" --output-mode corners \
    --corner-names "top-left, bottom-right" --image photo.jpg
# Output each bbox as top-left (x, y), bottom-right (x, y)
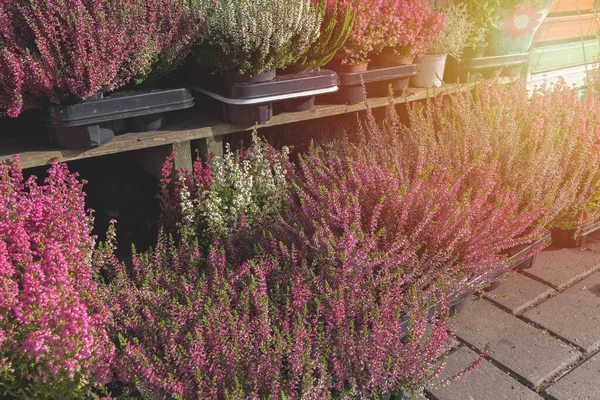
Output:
top-left (99, 223), bottom-right (453, 399)
top-left (412, 79), bottom-right (600, 231)
top-left (379, 0), bottom-right (445, 59)
top-left (426, 4), bottom-right (472, 59)
top-left (0, 157), bottom-right (113, 399)
top-left (275, 101), bottom-right (541, 297)
top-left (0, 0), bottom-right (180, 116)
top-left (194, 0), bottom-right (321, 75)
top-left (159, 132), bottom-right (292, 244)
top-left (293, 0), bottom-right (355, 69)
top-left (334, 0), bottom-right (387, 65)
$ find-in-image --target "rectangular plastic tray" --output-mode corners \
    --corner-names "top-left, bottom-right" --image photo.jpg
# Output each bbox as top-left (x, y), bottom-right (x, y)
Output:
top-left (332, 65), bottom-right (417, 104)
top-left (195, 69), bottom-right (339, 100)
top-left (45, 88), bottom-right (194, 149)
top-left (46, 88), bottom-right (194, 127)
top-left (445, 53), bottom-right (530, 82)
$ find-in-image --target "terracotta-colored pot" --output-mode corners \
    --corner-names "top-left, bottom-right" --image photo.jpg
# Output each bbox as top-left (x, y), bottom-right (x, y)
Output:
top-left (377, 48), bottom-right (414, 67)
top-left (337, 62), bottom-right (369, 73)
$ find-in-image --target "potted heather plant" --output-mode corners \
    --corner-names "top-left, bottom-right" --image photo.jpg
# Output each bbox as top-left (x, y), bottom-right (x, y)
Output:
top-left (456, 0), bottom-right (500, 58)
top-left (411, 4), bottom-right (473, 87)
top-left (289, 0), bottom-right (355, 71)
top-left (0, 0), bottom-right (205, 148)
top-left (377, 0), bottom-right (445, 67)
top-left (331, 0), bottom-right (387, 71)
top-left (488, 0), bottom-right (554, 55)
top-left (193, 0), bottom-right (321, 82)
top-left (0, 157), bottom-right (114, 398)
top-left (0, 0), bottom-right (160, 118)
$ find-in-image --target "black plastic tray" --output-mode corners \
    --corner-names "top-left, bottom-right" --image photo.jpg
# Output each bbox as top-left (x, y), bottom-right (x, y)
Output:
top-left (398, 234), bottom-right (552, 337)
top-left (46, 88), bottom-right (194, 149)
top-left (444, 53), bottom-right (530, 83)
top-left (193, 70), bottom-right (339, 125)
top-left (198, 69), bottom-right (338, 100)
top-left (551, 218), bottom-right (600, 248)
top-left (331, 65), bottom-right (417, 104)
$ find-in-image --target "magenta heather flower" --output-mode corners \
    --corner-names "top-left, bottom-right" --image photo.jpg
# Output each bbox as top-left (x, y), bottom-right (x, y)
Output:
top-left (0, 0), bottom-right (206, 117)
top-left (0, 157), bottom-right (114, 398)
top-left (99, 224), bottom-right (452, 398)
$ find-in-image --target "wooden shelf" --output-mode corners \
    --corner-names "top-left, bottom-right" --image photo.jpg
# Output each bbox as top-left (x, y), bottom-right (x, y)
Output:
top-left (0, 82), bottom-right (495, 170)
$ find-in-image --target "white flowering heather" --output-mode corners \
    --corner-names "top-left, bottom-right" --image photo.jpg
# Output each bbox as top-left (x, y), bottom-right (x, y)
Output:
top-left (160, 131), bottom-right (291, 242)
top-left (194, 0), bottom-right (321, 75)
top-left (200, 133), bottom-right (289, 237)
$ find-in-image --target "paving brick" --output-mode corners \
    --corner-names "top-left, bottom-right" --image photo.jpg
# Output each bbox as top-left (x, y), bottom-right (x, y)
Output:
top-left (455, 298), bottom-right (580, 387)
top-left (523, 273), bottom-right (600, 353)
top-left (545, 352), bottom-right (600, 400)
top-left (484, 273), bottom-right (555, 315)
top-left (426, 347), bottom-right (541, 400)
top-left (521, 246), bottom-right (600, 290)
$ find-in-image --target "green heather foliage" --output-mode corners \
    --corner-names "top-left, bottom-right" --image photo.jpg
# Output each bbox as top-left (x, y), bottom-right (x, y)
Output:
top-left (193, 0), bottom-right (322, 75)
top-left (293, 0), bottom-right (355, 69)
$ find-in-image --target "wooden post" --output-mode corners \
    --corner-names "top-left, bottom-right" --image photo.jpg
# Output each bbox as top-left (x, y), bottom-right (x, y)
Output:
top-left (195, 135), bottom-right (224, 159)
top-left (131, 140), bottom-right (193, 179)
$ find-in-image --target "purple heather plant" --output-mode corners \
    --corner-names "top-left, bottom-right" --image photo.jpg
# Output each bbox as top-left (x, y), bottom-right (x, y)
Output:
top-left (0, 157), bottom-right (114, 399)
top-left (277, 99), bottom-right (540, 298)
top-left (413, 78), bottom-right (600, 233)
top-left (99, 220), bottom-right (454, 399)
top-left (0, 0), bottom-right (204, 117)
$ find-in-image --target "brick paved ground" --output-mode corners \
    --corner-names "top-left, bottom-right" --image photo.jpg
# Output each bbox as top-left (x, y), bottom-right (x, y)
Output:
top-left (420, 231), bottom-right (600, 400)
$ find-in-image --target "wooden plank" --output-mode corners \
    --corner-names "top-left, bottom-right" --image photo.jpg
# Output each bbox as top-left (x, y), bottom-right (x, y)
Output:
top-left (535, 13), bottom-right (599, 43)
top-left (531, 39), bottom-right (600, 73)
top-left (1, 82), bottom-right (504, 170)
top-left (550, 0), bottom-right (594, 13)
top-left (131, 141), bottom-right (193, 179)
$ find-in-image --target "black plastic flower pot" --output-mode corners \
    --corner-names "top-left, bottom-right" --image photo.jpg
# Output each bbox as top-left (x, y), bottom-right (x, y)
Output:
top-left (551, 228), bottom-right (581, 248)
top-left (381, 389), bottom-right (405, 400)
top-left (551, 219), bottom-right (600, 249)
top-left (223, 103), bottom-right (273, 125)
top-left (45, 88), bottom-right (194, 149)
top-left (462, 43), bottom-right (488, 59)
top-left (193, 69), bottom-right (338, 124)
top-left (444, 53), bottom-right (529, 83)
top-left (223, 68), bottom-right (276, 84)
top-left (280, 95), bottom-right (316, 113)
top-left (330, 65), bottom-right (417, 105)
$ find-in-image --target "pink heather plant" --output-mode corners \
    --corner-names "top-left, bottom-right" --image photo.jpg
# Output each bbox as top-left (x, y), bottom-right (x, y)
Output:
top-left (414, 78), bottom-right (600, 232)
top-left (278, 101), bottom-right (541, 297)
top-left (0, 157), bottom-right (114, 399)
top-left (334, 0), bottom-right (387, 65)
top-left (379, 0), bottom-right (446, 59)
top-left (98, 221), bottom-right (454, 399)
top-left (0, 0), bottom-right (203, 117)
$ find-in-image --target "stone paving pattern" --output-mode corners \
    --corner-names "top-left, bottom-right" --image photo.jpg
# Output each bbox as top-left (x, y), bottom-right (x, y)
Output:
top-left (421, 232), bottom-right (600, 399)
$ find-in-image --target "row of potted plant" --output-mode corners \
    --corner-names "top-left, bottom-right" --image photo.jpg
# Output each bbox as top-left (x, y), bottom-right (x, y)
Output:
top-left (0, 0), bottom-right (555, 121)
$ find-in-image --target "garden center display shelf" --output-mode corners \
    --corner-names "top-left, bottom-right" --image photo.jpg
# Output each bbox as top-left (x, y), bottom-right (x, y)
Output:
top-left (45, 88), bottom-right (194, 149)
top-left (1, 79), bottom-right (515, 171)
top-left (192, 69), bottom-right (339, 124)
top-left (444, 53), bottom-right (530, 83)
top-left (331, 64), bottom-right (418, 104)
